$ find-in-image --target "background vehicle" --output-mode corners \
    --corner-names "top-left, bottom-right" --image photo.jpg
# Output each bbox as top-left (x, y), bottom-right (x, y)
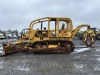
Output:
top-left (12, 34), bottom-right (17, 39)
top-left (0, 33), bottom-right (5, 39)
top-left (5, 33), bottom-right (12, 39)
top-left (0, 17), bottom-right (95, 56)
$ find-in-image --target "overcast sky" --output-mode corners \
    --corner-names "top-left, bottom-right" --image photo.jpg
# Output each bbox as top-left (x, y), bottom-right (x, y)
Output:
top-left (0, 0), bottom-right (100, 31)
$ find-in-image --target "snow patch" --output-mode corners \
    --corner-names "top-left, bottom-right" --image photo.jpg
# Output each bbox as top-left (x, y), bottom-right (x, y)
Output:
top-left (0, 61), bottom-right (4, 69)
top-left (0, 65), bottom-right (4, 69)
top-left (74, 48), bottom-right (90, 53)
top-left (74, 64), bottom-right (84, 69)
top-left (96, 48), bottom-right (100, 52)
top-left (97, 58), bottom-right (100, 61)
top-left (15, 66), bottom-right (30, 72)
top-left (76, 45), bottom-right (86, 48)
top-left (94, 66), bottom-right (100, 71)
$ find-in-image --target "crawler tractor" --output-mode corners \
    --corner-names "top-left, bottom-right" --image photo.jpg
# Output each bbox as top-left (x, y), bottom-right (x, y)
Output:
top-left (0, 17), bottom-right (95, 56)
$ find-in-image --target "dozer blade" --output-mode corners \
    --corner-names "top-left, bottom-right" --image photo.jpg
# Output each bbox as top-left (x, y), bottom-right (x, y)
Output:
top-left (0, 44), bottom-right (25, 56)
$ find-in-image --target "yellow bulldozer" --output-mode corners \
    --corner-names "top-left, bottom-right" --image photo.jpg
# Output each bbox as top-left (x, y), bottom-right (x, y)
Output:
top-left (0, 17), bottom-right (95, 56)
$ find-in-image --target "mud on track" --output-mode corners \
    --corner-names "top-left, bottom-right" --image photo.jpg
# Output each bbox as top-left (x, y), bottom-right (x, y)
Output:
top-left (0, 38), bottom-right (100, 75)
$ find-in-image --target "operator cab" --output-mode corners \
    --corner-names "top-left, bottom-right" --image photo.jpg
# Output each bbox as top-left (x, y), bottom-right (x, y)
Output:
top-left (32, 17), bottom-right (73, 39)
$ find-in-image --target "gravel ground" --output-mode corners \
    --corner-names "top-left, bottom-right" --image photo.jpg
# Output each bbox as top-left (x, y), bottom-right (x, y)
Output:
top-left (0, 38), bottom-right (100, 75)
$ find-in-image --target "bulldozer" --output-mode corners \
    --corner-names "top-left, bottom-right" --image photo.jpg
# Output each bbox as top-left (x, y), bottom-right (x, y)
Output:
top-left (0, 17), bottom-right (95, 56)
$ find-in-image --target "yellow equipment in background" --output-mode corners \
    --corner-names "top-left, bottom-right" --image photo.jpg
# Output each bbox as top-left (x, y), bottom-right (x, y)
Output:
top-left (1, 17), bottom-right (95, 56)
top-left (78, 28), bottom-right (100, 40)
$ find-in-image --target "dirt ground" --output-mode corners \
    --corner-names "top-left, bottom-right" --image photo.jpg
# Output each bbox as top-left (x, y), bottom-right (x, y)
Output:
top-left (0, 38), bottom-right (100, 75)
